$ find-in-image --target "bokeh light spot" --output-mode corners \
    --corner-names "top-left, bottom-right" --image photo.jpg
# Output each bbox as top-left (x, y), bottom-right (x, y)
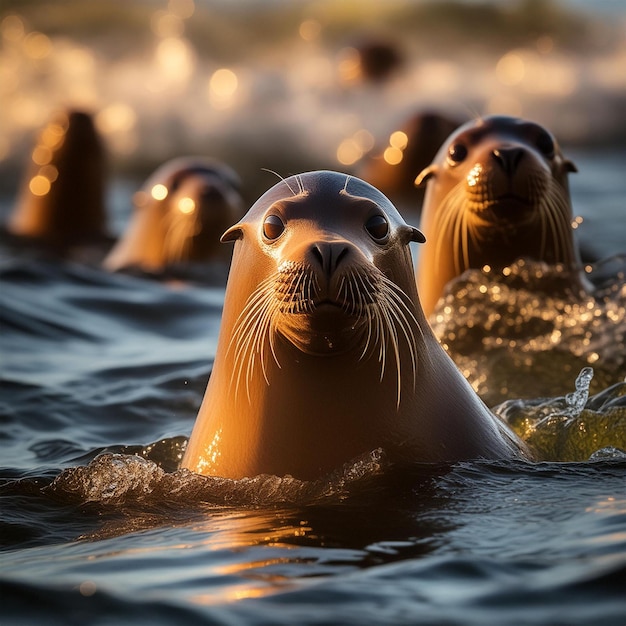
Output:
top-left (169, 0), bottom-right (195, 19)
top-left (1, 14), bottom-right (25, 41)
top-left (32, 145), bottom-right (53, 166)
top-left (299, 19), bottom-right (321, 42)
top-left (24, 32), bottom-right (52, 59)
top-left (496, 52), bottom-right (525, 86)
top-left (336, 138), bottom-right (363, 166)
top-left (208, 68), bottom-right (239, 109)
top-left (40, 164), bottom-right (59, 183)
top-left (383, 146), bottom-right (403, 166)
top-left (96, 103), bottom-right (136, 134)
top-left (151, 184), bottom-right (169, 201)
top-left (178, 197), bottom-right (196, 214)
top-left (389, 130), bottom-right (408, 150)
top-left (29, 175), bottom-right (51, 196)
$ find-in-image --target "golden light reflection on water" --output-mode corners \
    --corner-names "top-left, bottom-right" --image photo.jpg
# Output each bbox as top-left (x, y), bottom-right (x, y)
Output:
top-left (185, 514), bottom-right (313, 606)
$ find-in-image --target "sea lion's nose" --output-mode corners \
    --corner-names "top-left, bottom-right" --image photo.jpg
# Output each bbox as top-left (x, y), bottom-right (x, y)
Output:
top-left (308, 241), bottom-right (352, 279)
top-left (492, 147), bottom-right (524, 175)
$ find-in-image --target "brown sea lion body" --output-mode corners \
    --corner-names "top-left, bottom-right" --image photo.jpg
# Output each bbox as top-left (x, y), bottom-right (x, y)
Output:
top-left (8, 109), bottom-right (108, 251)
top-left (104, 157), bottom-right (243, 272)
top-left (182, 171), bottom-right (528, 480)
top-left (415, 115), bottom-right (586, 317)
top-left (358, 111), bottom-right (460, 212)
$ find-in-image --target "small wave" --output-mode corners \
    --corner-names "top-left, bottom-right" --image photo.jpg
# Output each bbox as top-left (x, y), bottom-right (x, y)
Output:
top-left (43, 447), bottom-right (390, 510)
top-left (494, 368), bottom-right (626, 461)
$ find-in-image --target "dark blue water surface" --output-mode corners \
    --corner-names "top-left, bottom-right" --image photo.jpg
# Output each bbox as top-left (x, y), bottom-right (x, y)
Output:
top-left (1, 150), bottom-right (625, 626)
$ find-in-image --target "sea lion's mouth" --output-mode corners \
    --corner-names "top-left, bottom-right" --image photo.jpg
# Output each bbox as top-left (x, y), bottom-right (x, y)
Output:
top-left (474, 194), bottom-right (536, 224)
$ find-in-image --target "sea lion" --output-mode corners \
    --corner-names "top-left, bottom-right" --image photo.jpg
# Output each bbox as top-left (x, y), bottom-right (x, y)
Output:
top-left (415, 115), bottom-right (586, 317)
top-left (103, 157), bottom-right (243, 272)
top-left (182, 171), bottom-right (528, 480)
top-left (7, 109), bottom-right (108, 250)
top-left (348, 37), bottom-right (403, 83)
top-left (358, 111), bottom-right (460, 212)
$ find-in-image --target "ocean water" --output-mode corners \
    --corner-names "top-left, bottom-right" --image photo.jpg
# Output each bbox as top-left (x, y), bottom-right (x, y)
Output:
top-left (1, 148), bottom-right (625, 626)
top-left (2, 1), bottom-right (626, 624)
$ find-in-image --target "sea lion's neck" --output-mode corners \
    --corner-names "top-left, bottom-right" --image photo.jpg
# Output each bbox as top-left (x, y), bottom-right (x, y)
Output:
top-left (188, 332), bottom-right (426, 480)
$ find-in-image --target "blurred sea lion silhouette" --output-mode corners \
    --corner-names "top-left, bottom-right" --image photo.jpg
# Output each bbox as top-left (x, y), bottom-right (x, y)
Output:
top-left (7, 109), bottom-right (108, 252)
top-left (357, 111), bottom-right (460, 212)
top-left (415, 115), bottom-right (587, 317)
top-left (103, 157), bottom-right (244, 272)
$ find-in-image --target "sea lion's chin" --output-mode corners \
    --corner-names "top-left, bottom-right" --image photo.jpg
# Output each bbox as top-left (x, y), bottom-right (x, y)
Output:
top-left (278, 307), bottom-right (365, 356)
top-left (468, 195), bottom-right (537, 228)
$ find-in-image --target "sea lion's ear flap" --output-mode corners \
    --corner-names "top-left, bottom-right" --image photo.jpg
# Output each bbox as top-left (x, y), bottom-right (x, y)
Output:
top-left (414, 165), bottom-right (437, 187)
top-left (564, 159), bottom-right (577, 174)
top-left (220, 224), bottom-right (243, 243)
top-left (410, 227), bottom-right (426, 244)
top-left (400, 225), bottom-right (426, 244)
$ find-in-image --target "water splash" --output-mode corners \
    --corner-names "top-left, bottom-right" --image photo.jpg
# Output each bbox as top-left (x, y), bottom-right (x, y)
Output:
top-left (430, 258), bottom-right (626, 406)
top-left (44, 447), bottom-right (389, 508)
top-left (493, 368), bottom-right (626, 462)
top-left (564, 366), bottom-right (594, 419)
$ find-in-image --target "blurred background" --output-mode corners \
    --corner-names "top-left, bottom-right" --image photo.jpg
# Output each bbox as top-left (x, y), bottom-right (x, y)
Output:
top-left (1, 0), bottom-right (625, 216)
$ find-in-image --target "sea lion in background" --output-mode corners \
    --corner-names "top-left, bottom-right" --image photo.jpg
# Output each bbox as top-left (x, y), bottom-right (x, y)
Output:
top-left (349, 37), bottom-right (404, 83)
top-left (415, 115), bottom-right (587, 317)
top-left (182, 171), bottom-right (528, 481)
top-left (7, 109), bottom-right (108, 251)
top-left (357, 111), bottom-right (460, 214)
top-left (103, 157), bottom-right (244, 272)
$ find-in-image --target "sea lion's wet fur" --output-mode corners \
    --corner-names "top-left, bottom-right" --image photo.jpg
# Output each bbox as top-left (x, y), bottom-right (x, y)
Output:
top-left (8, 110), bottom-right (108, 250)
top-left (104, 157), bottom-right (243, 272)
top-left (415, 115), bottom-right (584, 317)
top-left (183, 171), bottom-right (527, 480)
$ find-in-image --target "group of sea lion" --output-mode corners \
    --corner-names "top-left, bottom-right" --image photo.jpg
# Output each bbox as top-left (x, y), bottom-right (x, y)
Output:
top-left (7, 109), bottom-right (591, 480)
top-left (5, 109), bottom-right (245, 271)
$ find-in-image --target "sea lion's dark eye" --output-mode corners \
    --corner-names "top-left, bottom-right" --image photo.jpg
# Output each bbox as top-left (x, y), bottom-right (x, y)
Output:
top-left (447, 143), bottom-right (467, 164)
top-left (536, 130), bottom-right (555, 158)
top-left (365, 214), bottom-right (389, 242)
top-left (263, 214), bottom-right (285, 240)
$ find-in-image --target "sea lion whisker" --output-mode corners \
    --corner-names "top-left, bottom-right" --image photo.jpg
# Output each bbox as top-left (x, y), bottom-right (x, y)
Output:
top-left (261, 168), bottom-right (298, 196)
top-left (461, 209), bottom-right (471, 272)
top-left (379, 275), bottom-right (421, 376)
top-left (538, 198), bottom-right (548, 259)
top-left (543, 195), bottom-right (563, 262)
top-left (232, 298), bottom-right (269, 401)
top-left (360, 300), bottom-right (375, 362)
top-left (342, 174), bottom-right (352, 194)
top-left (433, 199), bottom-right (456, 275)
top-left (451, 202), bottom-right (465, 275)
top-left (163, 211), bottom-right (195, 263)
top-left (376, 296), bottom-right (404, 407)
top-left (436, 185), bottom-right (466, 275)
top-left (228, 275), bottom-right (280, 400)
